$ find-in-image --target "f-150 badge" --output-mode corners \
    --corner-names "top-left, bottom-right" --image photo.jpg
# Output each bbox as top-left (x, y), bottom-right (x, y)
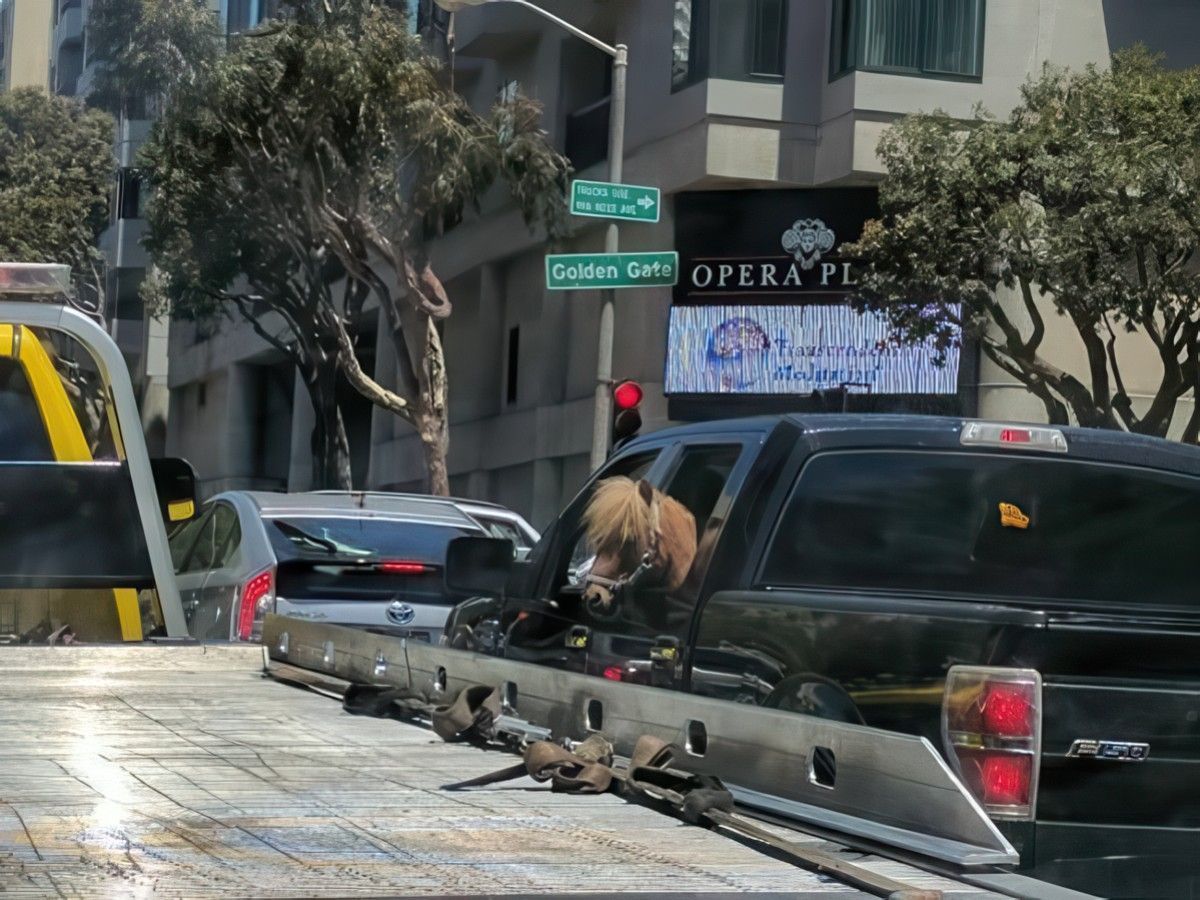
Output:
top-left (1067, 739), bottom-right (1150, 761)
top-left (999, 502), bottom-right (1030, 529)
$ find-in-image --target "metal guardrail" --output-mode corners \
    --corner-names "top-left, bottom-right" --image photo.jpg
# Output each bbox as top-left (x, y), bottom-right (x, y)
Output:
top-left (262, 615), bottom-right (1018, 868)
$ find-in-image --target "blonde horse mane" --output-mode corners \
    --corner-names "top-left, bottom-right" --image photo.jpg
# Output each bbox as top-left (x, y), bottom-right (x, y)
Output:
top-left (583, 477), bottom-right (655, 557)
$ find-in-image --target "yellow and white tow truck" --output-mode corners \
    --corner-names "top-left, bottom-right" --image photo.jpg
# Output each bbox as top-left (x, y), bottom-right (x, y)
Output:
top-left (0, 262), bottom-right (195, 643)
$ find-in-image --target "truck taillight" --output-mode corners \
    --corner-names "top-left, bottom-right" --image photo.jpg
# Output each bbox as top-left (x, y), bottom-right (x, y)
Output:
top-left (960, 421), bottom-right (1068, 453)
top-left (942, 666), bottom-right (1041, 820)
top-left (236, 568), bottom-right (275, 642)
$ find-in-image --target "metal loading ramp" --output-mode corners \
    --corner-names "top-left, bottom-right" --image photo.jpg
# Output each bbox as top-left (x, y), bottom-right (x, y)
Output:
top-left (0, 645), bottom-right (1001, 898)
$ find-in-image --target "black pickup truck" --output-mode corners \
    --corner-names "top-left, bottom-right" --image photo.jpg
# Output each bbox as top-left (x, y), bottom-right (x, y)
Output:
top-left (444, 414), bottom-right (1200, 899)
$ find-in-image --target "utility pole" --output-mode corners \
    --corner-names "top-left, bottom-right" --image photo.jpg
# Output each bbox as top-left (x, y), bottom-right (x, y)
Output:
top-left (435, 0), bottom-right (628, 470)
top-left (590, 44), bottom-right (627, 470)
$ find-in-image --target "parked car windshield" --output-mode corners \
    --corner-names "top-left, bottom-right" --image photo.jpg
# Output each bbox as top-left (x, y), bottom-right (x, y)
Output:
top-left (266, 516), bottom-right (474, 563)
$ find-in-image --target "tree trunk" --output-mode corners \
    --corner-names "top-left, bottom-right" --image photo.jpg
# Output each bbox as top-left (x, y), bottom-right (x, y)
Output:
top-left (416, 316), bottom-right (450, 496)
top-left (305, 366), bottom-right (352, 490)
top-left (416, 405), bottom-right (450, 496)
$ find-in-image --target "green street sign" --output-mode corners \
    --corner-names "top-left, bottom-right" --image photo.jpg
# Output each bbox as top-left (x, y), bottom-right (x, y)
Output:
top-left (545, 252), bottom-right (679, 290)
top-left (570, 179), bottom-right (661, 223)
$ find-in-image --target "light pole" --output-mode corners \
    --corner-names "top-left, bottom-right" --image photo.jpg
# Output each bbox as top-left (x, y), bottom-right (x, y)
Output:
top-left (435, 0), bottom-right (628, 471)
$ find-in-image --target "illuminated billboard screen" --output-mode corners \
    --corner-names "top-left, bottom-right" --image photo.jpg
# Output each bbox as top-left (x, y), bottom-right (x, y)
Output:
top-left (664, 304), bottom-right (960, 396)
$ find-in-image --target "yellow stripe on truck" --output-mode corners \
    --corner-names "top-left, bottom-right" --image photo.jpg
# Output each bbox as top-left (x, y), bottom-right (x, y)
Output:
top-left (0, 323), bottom-right (143, 641)
top-left (113, 589), bottom-right (143, 642)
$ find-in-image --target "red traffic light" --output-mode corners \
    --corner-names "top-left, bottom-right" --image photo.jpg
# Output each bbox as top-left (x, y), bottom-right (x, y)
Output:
top-left (613, 380), bottom-right (643, 411)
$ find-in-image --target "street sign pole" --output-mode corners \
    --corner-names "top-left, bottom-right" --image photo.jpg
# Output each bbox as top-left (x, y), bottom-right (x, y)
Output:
top-left (591, 44), bottom-right (628, 471)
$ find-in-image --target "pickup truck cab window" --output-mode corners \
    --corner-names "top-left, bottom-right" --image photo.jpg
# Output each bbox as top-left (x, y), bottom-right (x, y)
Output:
top-left (503, 448), bottom-right (663, 671)
top-left (582, 442), bottom-right (747, 686)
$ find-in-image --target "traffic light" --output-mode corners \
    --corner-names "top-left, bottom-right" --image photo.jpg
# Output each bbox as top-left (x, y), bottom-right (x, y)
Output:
top-left (611, 379), bottom-right (643, 449)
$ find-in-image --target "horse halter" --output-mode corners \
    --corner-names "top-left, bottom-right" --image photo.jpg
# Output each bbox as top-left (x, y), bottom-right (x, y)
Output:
top-left (583, 491), bottom-right (662, 618)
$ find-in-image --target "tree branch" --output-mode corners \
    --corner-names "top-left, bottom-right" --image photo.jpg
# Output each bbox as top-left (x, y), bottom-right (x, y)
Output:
top-left (324, 305), bottom-right (415, 424)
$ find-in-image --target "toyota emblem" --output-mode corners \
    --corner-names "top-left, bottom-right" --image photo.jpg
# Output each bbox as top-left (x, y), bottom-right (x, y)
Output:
top-left (387, 601), bottom-right (416, 626)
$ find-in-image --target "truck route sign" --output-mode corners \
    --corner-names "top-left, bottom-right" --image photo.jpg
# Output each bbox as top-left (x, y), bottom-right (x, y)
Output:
top-left (570, 179), bottom-right (661, 223)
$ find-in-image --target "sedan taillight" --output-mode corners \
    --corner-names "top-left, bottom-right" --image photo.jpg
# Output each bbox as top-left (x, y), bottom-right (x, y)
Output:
top-left (236, 567), bottom-right (275, 641)
top-left (942, 666), bottom-right (1042, 820)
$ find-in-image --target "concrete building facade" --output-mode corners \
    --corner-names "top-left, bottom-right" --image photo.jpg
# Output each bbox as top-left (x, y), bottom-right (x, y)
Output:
top-left (166, 0), bottom-right (1200, 528)
top-left (0, 0), bottom-right (52, 91)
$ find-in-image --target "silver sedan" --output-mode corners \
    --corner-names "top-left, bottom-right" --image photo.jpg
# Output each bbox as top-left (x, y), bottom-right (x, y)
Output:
top-left (168, 491), bottom-right (487, 643)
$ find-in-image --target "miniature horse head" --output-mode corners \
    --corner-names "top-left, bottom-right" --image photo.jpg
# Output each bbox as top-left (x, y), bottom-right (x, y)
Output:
top-left (580, 477), bottom-right (697, 609)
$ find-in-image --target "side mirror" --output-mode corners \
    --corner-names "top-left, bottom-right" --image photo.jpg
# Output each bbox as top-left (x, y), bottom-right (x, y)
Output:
top-left (445, 536), bottom-right (513, 596)
top-left (151, 457), bottom-right (198, 524)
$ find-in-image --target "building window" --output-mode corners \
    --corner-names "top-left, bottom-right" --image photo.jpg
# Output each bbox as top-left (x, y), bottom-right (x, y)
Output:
top-left (563, 47), bottom-right (613, 170)
top-left (831, 0), bottom-right (985, 80)
top-left (506, 326), bottom-right (519, 405)
top-left (750, 0), bottom-right (787, 77)
top-left (672, 0), bottom-right (787, 91)
top-left (116, 168), bottom-right (142, 221)
top-left (222, 0), bottom-right (273, 34)
top-left (672, 0), bottom-right (697, 89)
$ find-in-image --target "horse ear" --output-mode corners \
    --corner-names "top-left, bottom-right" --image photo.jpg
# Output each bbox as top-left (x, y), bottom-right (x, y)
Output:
top-left (637, 478), bottom-right (655, 506)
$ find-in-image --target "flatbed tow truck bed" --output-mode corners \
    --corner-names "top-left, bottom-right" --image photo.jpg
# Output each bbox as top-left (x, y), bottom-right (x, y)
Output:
top-left (0, 645), bottom-right (1003, 899)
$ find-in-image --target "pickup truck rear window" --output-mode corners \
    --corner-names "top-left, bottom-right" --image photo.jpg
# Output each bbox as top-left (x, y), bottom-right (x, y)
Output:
top-left (760, 450), bottom-right (1200, 610)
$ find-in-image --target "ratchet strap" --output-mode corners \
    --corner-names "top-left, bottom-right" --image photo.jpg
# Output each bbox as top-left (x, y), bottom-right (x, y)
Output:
top-left (341, 682), bottom-right (502, 745)
top-left (443, 732), bottom-right (939, 900)
top-left (325, 678), bottom-right (940, 898)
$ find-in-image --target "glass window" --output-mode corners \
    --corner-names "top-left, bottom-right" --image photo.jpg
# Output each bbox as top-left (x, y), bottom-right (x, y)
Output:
top-left (831, 0), bottom-right (984, 80)
top-left (224, 0), bottom-right (266, 33)
top-left (759, 450), bottom-right (1200, 610)
top-left (474, 516), bottom-right (526, 552)
top-left (661, 444), bottom-right (742, 539)
top-left (599, 442), bottom-right (743, 624)
top-left (209, 504), bottom-right (242, 569)
top-left (176, 503), bottom-right (238, 574)
top-left (0, 358), bottom-right (53, 462)
top-left (924, 0), bottom-right (984, 76)
top-left (671, 0), bottom-right (697, 89)
top-left (265, 516), bottom-right (472, 563)
top-left (672, 0), bottom-right (786, 90)
top-left (750, 0), bottom-right (787, 77)
top-left (860, 0), bottom-right (922, 70)
top-left (117, 168), bottom-right (141, 221)
top-left (562, 451), bottom-right (661, 587)
top-left (169, 507), bottom-right (211, 572)
top-left (181, 510), bottom-right (219, 573)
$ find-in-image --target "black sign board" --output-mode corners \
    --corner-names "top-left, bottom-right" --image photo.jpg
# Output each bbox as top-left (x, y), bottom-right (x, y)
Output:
top-left (667, 187), bottom-right (975, 420)
top-left (673, 188), bottom-right (880, 304)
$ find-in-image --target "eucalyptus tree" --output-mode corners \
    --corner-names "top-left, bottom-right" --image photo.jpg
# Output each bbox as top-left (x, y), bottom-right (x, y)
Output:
top-left (849, 48), bottom-right (1200, 439)
top-left (144, 0), bottom-right (570, 490)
